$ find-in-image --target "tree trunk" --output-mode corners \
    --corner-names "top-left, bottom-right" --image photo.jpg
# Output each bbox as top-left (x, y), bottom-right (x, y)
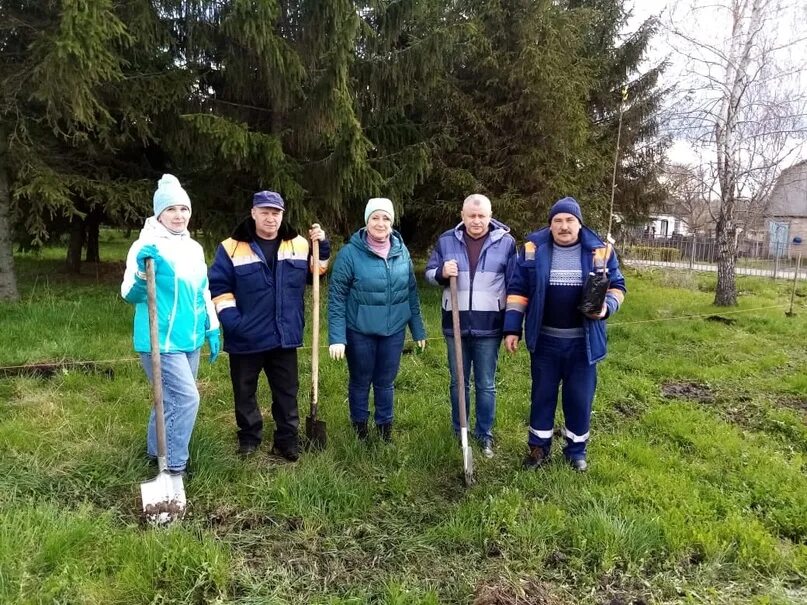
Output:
top-left (0, 127), bottom-right (20, 302)
top-left (66, 214), bottom-right (85, 274)
top-left (713, 210), bottom-right (738, 306)
top-left (85, 208), bottom-right (101, 262)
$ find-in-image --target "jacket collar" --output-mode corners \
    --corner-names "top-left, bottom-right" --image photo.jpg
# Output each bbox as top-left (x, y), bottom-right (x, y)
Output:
top-left (230, 216), bottom-right (299, 243)
top-left (529, 225), bottom-right (605, 251)
top-left (451, 217), bottom-right (510, 243)
top-left (351, 228), bottom-right (405, 256)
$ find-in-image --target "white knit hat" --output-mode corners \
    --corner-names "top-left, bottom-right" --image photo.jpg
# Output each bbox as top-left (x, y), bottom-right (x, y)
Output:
top-left (364, 197), bottom-right (394, 224)
top-left (153, 174), bottom-right (191, 217)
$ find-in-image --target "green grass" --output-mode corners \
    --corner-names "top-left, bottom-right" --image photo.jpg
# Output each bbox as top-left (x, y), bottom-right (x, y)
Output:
top-left (1, 241), bottom-right (806, 603)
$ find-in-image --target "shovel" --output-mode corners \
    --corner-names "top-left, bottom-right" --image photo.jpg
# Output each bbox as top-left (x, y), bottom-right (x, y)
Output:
top-left (450, 276), bottom-right (474, 486)
top-left (305, 239), bottom-right (327, 449)
top-left (140, 258), bottom-right (186, 523)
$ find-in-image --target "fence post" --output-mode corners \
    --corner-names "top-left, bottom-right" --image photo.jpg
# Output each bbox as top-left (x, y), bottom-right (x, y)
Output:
top-left (773, 243), bottom-right (779, 280)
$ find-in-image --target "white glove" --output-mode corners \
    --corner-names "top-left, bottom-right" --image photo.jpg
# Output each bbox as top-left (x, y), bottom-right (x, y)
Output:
top-left (329, 344), bottom-right (345, 360)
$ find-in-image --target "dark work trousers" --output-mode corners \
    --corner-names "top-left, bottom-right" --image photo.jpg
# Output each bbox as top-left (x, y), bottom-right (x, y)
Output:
top-left (527, 335), bottom-right (597, 460)
top-left (229, 348), bottom-right (300, 450)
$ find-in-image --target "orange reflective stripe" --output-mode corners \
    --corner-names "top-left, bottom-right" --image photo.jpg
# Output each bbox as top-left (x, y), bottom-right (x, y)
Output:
top-left (507, 295), bottom-right (528, 305)
top-left (212, 293), bottom-right (235, 305)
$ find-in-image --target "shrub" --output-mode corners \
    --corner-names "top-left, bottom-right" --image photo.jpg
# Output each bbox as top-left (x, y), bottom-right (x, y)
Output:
top-left (622, 245), bottom-right (682, 262)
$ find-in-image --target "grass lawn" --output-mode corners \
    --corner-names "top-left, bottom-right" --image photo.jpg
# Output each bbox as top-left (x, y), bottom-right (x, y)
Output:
top-left (1, 231), bottom-right (805, 604)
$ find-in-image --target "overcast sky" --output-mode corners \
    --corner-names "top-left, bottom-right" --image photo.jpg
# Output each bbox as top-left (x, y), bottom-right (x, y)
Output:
top-left (623, 0), bottom-right (807, 166)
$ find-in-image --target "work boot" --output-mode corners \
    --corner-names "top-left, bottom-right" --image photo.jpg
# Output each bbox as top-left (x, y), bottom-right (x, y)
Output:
top-left (522, 445), bottom-right (550, 470)
top-left (481, 438), bottom-right (495, 459)
top-left (237, 442), bottom-right (258, 458)
top-left (377, 423), bottom-right (393, 443)
top-left (353, 421), bottom-right (369, 441)
top-left (569, 458), bottom-right (588, 472)
top-left (271, 443), bottom-right (299, 462)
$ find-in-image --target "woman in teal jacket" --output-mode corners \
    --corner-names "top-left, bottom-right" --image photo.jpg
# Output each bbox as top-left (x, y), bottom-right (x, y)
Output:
top-left (121, 174), bottom-right (220, 475)
top-left (328, 198), bottom-right (426, 441)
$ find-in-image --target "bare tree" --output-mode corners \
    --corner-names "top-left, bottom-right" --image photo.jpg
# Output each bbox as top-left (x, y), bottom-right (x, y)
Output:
top-left (665, 0), bottom-right (807, 305)
top-left (665, 163), bottom-right (715, 234)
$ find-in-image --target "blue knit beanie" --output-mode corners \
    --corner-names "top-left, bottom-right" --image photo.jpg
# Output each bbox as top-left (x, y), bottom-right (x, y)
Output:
top-left (548, 197), bottom-right (583, 224)
top-left (364, 197), bottom-right (395, 224)
top-left (153, 174), bottom-right (191, 217)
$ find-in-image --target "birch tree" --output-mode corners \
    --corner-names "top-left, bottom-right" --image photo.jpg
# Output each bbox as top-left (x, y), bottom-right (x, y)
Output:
top-left (666, 0), bottom-right (807, 305)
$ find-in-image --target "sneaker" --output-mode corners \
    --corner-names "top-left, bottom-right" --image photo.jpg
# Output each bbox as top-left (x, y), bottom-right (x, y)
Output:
top-left (569, 458), bottom-right (588, 472)
top-left (481, 439), bottom-right (495, 459)
top-left (377, 423), bottom-right (393, 443)
top-left (522, 445), bottom-right (550, 470)
top-left (271, 444), bottom-right (300, 462)
top-left (353, 421), bottom-right (369, 441)
top-left (237, 443), bottom-right (259, 458)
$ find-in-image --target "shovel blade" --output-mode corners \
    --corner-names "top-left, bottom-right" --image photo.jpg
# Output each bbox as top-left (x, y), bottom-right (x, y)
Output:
top-left (462, 445), bottom-right (475, 486)
top-left (305, 416), bottom-right (327, 450)
top-left (140, 471), bottom-right (186, 524)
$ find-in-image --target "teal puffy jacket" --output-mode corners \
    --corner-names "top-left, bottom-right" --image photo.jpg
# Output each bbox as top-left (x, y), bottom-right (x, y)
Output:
top-left (328, 229), bottom-right (426, 344)
top-left (121, 217), bottom-right (219, 354)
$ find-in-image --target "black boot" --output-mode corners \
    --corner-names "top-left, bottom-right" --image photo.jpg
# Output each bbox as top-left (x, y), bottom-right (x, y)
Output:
top-left (377, 423), bottom-right (393, 443)
top-left (353, 421), bottom-right (369, 441)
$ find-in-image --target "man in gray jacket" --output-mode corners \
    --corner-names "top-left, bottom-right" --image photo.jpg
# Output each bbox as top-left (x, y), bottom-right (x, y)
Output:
top-left (425, 194), bottom-right (516, 457)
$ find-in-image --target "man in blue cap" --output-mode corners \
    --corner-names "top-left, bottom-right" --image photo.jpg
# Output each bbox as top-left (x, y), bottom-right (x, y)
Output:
top-left (503, 197), bottom-right (625, 472)
top-left (208, 191), bottom-right (330, 461)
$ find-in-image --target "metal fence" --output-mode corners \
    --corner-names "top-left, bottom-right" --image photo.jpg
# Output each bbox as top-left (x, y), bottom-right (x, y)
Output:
top-left (615, 233), bottom-right (806, 280)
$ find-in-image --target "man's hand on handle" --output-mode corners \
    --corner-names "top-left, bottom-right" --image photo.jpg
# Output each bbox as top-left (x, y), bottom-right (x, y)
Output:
top-left (309, 223), bottom-right (325, 242)
top-left (442, 259), bottom-right (459, 279)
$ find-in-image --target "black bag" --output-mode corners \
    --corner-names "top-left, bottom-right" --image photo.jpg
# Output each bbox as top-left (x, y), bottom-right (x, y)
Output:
top-left (578, 244), bottom-right (611, 316)
top-left (578, 270), bottom-right (610, 315)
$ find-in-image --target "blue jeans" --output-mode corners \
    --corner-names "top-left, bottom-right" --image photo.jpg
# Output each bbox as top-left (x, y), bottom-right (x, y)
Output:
top-left (346, 329), bottom-right (405, 425)
top-left (140, 350), bottom-right (201, 471)
top-left (445, 336), bottom-right (501, 440)
top-left (528, 335), bottom-right (597, 460)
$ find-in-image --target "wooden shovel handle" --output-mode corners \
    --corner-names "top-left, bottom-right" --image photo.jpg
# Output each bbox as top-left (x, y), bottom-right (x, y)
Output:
top-left (146, 259), bottom-right (168, 467)
top-left (449, 276), bottom-right (469, 431)
top-left (311, 239), bottom-right (320, 416)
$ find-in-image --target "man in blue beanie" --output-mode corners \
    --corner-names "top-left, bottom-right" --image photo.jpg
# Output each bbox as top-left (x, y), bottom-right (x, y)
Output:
top-left (208, 191), bottom-right (330, 462)
top-left (503, 196), bottom-right (626, 471)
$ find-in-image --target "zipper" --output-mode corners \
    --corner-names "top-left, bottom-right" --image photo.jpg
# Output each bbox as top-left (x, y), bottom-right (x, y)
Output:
top-left (386, 256), bottom-right (392, 333)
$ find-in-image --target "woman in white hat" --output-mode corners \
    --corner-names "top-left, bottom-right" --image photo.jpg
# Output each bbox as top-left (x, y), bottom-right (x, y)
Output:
top-left (121, 174), bottom-right (220, 476)
top-left (327, 198), bottom-right (426, 442)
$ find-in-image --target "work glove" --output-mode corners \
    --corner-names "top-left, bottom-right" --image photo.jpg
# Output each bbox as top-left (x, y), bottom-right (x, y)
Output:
top-left (329, 344), bottom-right (345, 360)
top-left (136, 244), bottom-right (161, 275)
top-left (207, 328), bottom-right (221, 363)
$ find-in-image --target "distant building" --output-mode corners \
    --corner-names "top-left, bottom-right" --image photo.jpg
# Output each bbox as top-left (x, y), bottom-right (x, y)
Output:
top-left (766, 160), bottom-right (807, 257)
top-left (643, 213), bottom-right (690, 238)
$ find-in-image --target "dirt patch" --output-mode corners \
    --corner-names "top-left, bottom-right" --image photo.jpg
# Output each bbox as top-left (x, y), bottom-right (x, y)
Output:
top-left (661, 381), bottom-right (714, 403)
top-left (600, 597), bottom-right (648, 605)
top-left (0, 361), bottom-right (116, 379)
top-left (778, 396), bottom-right (807, 411)
top-left (473, 578), bottom-right (562, 605)
top-left (706, 315), bottom-right (737, 325)
top-left (612, 400), bottom-right (642, 418)
top-left (544, 550), bottom-right (569, 568)
top-left (206, 504), bottom-right (284, 533)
